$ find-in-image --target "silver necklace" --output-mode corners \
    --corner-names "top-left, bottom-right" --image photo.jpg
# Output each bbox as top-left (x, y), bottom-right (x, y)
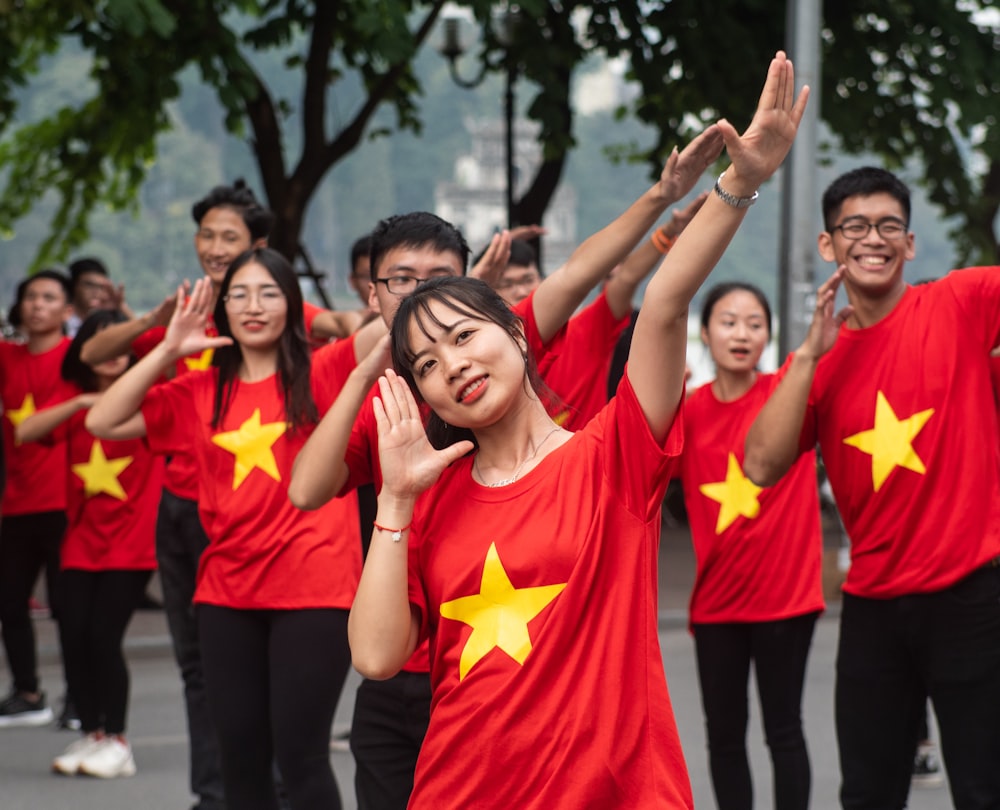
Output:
top-left (475, 426), bottom-right (562, 488)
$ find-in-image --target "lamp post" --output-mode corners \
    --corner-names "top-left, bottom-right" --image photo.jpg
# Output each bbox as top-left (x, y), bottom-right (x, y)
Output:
top-left (439, 10), bottom-right (518, 228)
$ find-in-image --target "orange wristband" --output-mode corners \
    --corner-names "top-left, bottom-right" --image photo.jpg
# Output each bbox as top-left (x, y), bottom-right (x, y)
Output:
top-left (651, 226), bottom-right (676, 254)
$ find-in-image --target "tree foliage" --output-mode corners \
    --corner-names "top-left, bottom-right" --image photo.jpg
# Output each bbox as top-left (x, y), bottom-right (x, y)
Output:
top-left (1, 0), bottom-right (997, 273)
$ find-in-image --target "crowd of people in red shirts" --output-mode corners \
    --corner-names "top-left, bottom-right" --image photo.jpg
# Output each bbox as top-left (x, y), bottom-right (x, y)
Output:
top-left (1, 52), bottom-right (999, 810)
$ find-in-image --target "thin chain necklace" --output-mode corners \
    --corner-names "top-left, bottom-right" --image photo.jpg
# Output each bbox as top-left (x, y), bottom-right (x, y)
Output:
top-left (475, 426), bottom-right (562, 488)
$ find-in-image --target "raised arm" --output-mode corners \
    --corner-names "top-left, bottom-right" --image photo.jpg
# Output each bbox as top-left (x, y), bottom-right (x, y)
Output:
top-left (744, 267), bottom-right (853, 486)
top-left (80, 288), bottom-right (181, 366)
top-left (16, 394), bottom-right (97, 444)
top-left (604, 192), bottom-right (709, 319)
top-left (530, 128), bottom-right (725, 344)
top-left (288, 333), bottom-right (390, 510)
top-left (629, 51), bottom-right (809, 442)
top-left (86, 279), bottom-right (231, 440)
top-left (348, 370), bottom-right (473, 679)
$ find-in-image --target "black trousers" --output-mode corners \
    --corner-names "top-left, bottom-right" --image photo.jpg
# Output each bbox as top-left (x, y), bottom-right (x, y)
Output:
top-left (59, 569), bottom-right (151, 734)
top-left (199, 605), bottom-right (351, 810)
top-left (693, 611), bottom-right (819, 810)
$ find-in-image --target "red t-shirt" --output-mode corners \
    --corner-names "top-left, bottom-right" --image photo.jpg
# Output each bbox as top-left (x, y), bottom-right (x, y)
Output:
top-left (681, 374), bottom-right (824, 624)
top-left (0, 338), bottom-right (75, 516)
top-left (991, 354), bottom-right (1000, 415)
top-left (537, 291), bottom-right (630, 430)
top-left (140, 368), bottom-right (361, 609)
top-left (796, 267), bottom-right (1000, 598)
top-left (133, 303), bottom-right (325, 499)
top-left (404, 377), bottom-right (691, 809)
top-left (62, 409), bottom-right (163, 571)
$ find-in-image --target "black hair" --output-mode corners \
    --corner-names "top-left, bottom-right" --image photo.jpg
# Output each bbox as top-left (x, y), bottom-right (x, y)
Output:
top-left (191, 178), bottom-right (276, 242)
top-left (700, 282), bottom-right (773, 337)
top-left (8, 269), bottom-right (72, 329)
top-left (350, 234), bottom-right (372, 274)
top-left (68, 257), bottom-right (109, 292)
top-left (822, 167), bottom-right (911, 231)
top-left (61, 309), bottom-right (132, 392)
top-left (369, 212), bottom-right (470, 282)
top-left (390, 276), bottom-right (555, 450)
top-left (210, 247), bottom-right (316, 432)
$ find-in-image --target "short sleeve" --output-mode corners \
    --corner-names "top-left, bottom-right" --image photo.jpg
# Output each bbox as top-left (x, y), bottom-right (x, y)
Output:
top-left (141, 373), bottom-right (200, 457)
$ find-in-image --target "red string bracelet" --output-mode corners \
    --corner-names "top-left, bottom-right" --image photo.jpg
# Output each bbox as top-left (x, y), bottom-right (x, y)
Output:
top-left (373, 520), bottom-right (412, 542)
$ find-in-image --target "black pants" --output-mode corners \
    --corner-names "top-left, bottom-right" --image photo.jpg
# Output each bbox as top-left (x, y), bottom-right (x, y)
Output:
top-left (59, 569), bottom-right (151, 734)
top-left (199, 605), bottom-right (351, 810)
top-left (156, 489), bottom-right (225, 810)
top-left (836, 565), bottom-right (1000, 810)
top-left (693, 611), bottom-right (819, 810)
top-left (0, 511), bottom-right (66, 694)
top-left (351, 671), bottom-right (431, 810)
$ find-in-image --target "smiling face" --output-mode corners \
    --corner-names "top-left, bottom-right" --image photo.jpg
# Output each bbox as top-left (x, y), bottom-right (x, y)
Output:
top-left (404, 296), bottom-right (528, 429)
top-left (818, 192), bottom-right (914, 300)
top-left (368, 245), bottom-right (464, 326)
top-left (194, 206), bottom-right (256, 286)
top-left (701, 289), bottom-right (770, 375)
top-left (222, 261), bottom-right (288, 352)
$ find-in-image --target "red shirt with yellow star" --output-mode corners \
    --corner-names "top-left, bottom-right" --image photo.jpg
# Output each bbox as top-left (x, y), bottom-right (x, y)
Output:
top-left (795, 266), bottom-right (1000, 598)
top-left (140, 364), bottom-right (361, 609)
top-left (61, 410), bottom-right (163, 571)
top-left (403, 376), bottom-right (692, 809)
top-left (681, 374), bottom-right (824, 624)
top-left (133, 302), bottom-right (324, 500)
top-left (537, 290), bottom-right (630, 430)
top-left (0, 338), bottom-right (75, 516)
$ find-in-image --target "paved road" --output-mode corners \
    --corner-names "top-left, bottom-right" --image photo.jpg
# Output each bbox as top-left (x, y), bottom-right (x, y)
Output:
top-left (3, 527), bottom-right (950, 809)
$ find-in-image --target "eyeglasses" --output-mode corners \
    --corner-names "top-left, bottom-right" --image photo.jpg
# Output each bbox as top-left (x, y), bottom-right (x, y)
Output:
top-left (222, 288), bottom-right (286, 311)
top-left (497, 273), bottom-right (541, 291)
top-left (831, 217), bottom-right (908, 241)
top-left (374, 276), bottom-right (437, 295)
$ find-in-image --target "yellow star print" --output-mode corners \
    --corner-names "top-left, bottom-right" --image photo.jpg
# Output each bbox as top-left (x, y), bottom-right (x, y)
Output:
top-left (842, 390), bottom-right (935, 492)
top-left (210, 408), bottom-right (286, 490)
top-left (6, 393), bottom-right (36, 429)
top-left (440, 542), bottom-right (567, 681)
top-left (72, 441), bottom-right (133, 500)
top-left (698, 452), bottom-right (763, 534)
top-left (184, 349), bottom-right (214, 371)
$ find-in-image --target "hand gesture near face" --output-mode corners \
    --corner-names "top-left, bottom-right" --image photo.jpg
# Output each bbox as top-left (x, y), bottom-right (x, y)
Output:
top-left (161, 278), bottom-right (233, 359)
top-left (801, 267), bottom-right (854, 361)
top-left (374, 369), bottom-right (474, 499)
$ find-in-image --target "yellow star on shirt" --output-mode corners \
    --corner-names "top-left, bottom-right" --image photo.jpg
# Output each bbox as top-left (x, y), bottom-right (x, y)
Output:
top-left (440, 542), bottom-right (567, 681)
top-left (842, 390), bottom-right (935, 492)
top-left (184, 348), bottom-right (214, 371)
top-left (210, 408), bottom-right (286, 490)
top-left (698, 452), bottom-right (763, 534)
top-left (6, 393), bottom-right (36, 428)
top-left (72, 441), bottom-right (133, 500)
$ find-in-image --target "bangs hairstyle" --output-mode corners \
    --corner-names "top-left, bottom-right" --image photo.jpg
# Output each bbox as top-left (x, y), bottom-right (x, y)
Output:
top-left (822, 167), bottom-right (911, 231)
top-left (390, 277), bottom-right (555, 450)
top-left (62, 309), bottom-right (133, 392)
top-left (210, 247), bottom-right (317, 432)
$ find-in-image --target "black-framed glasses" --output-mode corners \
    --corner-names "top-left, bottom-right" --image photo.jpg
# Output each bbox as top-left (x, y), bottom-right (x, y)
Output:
top-left (831, 217), bottom-right (908, 241)
top-left (374, 276), bottom-right (432, 295)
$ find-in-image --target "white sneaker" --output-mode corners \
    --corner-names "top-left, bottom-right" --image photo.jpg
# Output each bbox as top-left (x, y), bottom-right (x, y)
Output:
top-left (52, 734), bottom-right (105, 775)
top-left (78, 737), bottom-right (137, 779)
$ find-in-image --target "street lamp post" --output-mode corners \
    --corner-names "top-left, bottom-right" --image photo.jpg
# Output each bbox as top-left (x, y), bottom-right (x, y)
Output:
top-left (439, 11), bottom-right (517, 228)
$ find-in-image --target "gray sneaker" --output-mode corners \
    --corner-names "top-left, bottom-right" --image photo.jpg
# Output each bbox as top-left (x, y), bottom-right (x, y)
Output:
top-left (0, 691), bottom-right (54, 727)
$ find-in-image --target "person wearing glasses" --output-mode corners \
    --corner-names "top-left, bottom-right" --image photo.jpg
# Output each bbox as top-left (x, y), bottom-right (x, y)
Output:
top-left (744, 167), bottom-right (1000, 809)
top-left (86, 248), bottom-right (362, 810)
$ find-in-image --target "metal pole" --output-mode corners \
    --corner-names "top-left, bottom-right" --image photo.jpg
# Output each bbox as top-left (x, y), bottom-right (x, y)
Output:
top-left (778, 0), bottom-right (822, 357)
top-left (505, 57), bottom-right (516, 228)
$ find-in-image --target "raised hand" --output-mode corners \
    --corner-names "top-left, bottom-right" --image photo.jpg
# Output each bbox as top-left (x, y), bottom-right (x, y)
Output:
top-left (656, 126), bottom-right (725, 204)
top-left (374, 369), bottom-right (474, 499)
top-left (665, 190), bottom-right (710, 238)
top-left (161, 278), bottom-right (232, 359)
top-left (469, 229), bottom-right (513, 289)
top-left (801, 267), bottom-right (853, 360)
top-left (716, 50), bottom-right (810, 191)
